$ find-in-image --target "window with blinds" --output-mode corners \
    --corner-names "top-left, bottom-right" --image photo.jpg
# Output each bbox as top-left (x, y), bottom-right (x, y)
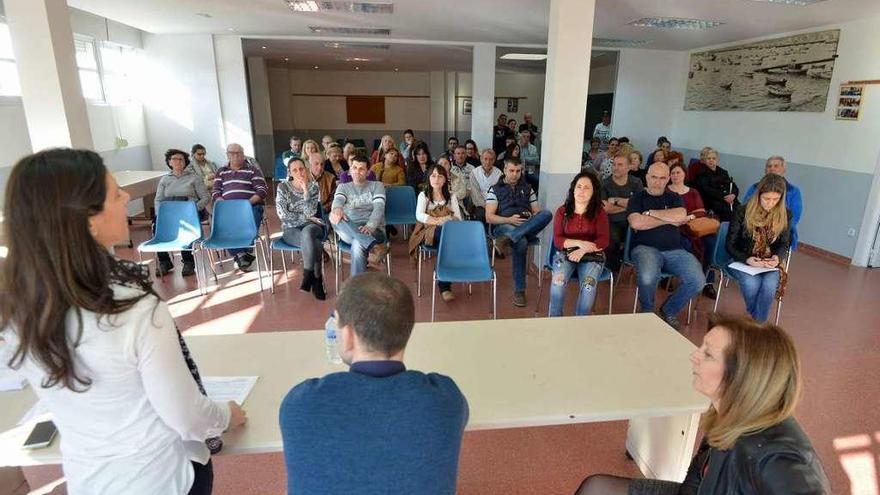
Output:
top-left (74, 37), bottom-right (105, 102)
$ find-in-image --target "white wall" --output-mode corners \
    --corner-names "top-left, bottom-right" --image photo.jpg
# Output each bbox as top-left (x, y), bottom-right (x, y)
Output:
top-left (588, 63), bottom-right (617, 95)
top-left (141, 34), bottom-right (226, 167)
top-left (456, 71), bottom-right (547, 141)
top-left (671, 18), bottom-right (880, 175)
top-left (612, 48), bottom-right (687, 153)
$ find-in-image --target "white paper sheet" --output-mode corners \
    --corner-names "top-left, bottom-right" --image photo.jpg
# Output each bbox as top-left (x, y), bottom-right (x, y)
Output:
top-left (728, 262), bottom-right (778, 276)
top-left (202, 376), bottom-right (259, 406)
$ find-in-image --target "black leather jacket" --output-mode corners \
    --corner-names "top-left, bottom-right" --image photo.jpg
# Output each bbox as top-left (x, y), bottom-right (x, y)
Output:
top-left (680, 417), bottom-right (829, 494)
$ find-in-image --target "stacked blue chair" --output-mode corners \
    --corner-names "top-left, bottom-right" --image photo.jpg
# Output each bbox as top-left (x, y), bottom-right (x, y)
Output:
top-left (384, 186), bottom-right (418, 239)
top-left (138, 201), bottom-right (204, 289)
top-left (534, 224), bottom-right (615, 316)
top-left (200, 199), bottom-right (269, 293)
top-left (623, 228), bottom-right (694, 324)
top-left (432, 221), bottom-right (496, 321)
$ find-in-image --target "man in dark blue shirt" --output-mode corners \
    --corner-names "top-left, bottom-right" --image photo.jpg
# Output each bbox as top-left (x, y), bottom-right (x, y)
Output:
top-left (627, 163), bottom-right (706, 330)
top-left (279, 273), bottom-right (469, 495)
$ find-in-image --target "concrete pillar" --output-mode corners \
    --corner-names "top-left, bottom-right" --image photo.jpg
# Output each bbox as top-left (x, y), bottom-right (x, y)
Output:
top-left (213, 35), bottom-right (255, 160)
top-left (5, 0), bottom-right (94, 151)
top-left (247, 56), bottom-right (275, 176)
top-left (445, 71), bottom-right (458, 141)
top-left (471, 43), bottom-right (496, 151)
top-left (429, 71), bottom-right (446, 154)
top-left (538, 0), bottom-right (595, 209)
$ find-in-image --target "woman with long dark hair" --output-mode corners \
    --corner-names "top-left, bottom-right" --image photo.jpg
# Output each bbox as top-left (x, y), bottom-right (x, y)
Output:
top-left (0, 149), bottom-right (246, 495)
top-left (408, 164), bottom-right (462, 303)
top-left (549, 171), bottom-right (609, 316)
top-left (405, 141), bottom-right (434, 192)
top-left (575, 314), bottom-right (828, 494)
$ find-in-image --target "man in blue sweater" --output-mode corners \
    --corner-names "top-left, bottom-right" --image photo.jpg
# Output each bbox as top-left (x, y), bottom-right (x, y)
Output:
top-left (279, 273), bottom-right (469, 495)
top-left (742, 155), bottom-right (803, 249)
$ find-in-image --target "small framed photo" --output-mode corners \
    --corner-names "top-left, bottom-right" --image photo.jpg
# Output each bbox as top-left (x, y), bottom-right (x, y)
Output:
top-left (462, 99), bottom-right (472, 115)
top-left (836, 84), bottom-right (864, 121)
top-left (507, 98), bottom-right (518, 113)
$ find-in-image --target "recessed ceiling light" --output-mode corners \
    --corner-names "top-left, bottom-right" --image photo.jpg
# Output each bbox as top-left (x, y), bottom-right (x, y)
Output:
top-left (261, 46), bottom-right (267, 49)
top-left (227, 27), bottom-right (236, 31)
top-left (593, 37), bottom-right (649, 48)
top-left (628, 17), bottom-right (724, 30)
top-left (354, 66), bottom-right (360, 70)
top-left (393, 68), bottom-right (399, 72)
top-left (323, 42), bottom-right (391, 50)
top-left (309, 26), bottom-right (391, 35)
top-left (500, 53), bottom-right (547, 61)
top-left (284, 57), bottom-right (290, 61)
top-left (313, 65), bottom-right (320, 69)
top-left (743, 0), bottom-right (827, 4)
top-left (195, 13), bottom-right (212, 18)
top-left (287, 1), bottom-right (394, 14)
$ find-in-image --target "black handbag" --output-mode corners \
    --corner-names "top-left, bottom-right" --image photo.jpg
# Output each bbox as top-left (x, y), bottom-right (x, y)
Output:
top-left (564, 247), bottom-right (606, 264)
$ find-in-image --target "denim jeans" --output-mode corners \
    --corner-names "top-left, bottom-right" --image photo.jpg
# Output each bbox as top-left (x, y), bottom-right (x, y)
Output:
top-left (492, 209), bottom-right (553, 292)
top-left (334, 220), bottom-right (386, 277)
top-left (728, 267), bottom-right (779, 322)
top-left (631, 245), bottom-right (705, 317)
top-left (548, 252), bottom-right (604, 316)
top-left (228, 204), bottom-right (264, 257)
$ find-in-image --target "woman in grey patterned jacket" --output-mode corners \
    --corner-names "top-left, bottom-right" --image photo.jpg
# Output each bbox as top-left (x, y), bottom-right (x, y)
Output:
top-left (276, 157), bottom-right (326, 300)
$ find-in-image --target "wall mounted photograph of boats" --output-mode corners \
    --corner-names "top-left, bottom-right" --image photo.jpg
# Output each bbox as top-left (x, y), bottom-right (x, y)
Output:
top-left (685, 29), bottom-right (839, 112)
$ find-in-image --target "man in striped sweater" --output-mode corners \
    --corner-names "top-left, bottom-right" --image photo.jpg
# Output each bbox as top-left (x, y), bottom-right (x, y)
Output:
top-left (212, 143), bottom-right (268, 271)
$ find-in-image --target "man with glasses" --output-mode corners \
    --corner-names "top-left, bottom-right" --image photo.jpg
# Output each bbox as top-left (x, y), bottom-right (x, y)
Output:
top-left (212, 143), bottom-right (268, 271)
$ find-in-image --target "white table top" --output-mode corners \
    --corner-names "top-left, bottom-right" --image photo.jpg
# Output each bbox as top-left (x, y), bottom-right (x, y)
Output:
top-left (112, 170), bottom-right (166, 187)
top-left (0, 314), bottom-right (707, 466)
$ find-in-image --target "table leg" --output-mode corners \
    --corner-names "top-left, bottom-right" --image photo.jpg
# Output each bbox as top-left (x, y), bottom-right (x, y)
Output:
top-left (625, 412), bottom-right (701, 482)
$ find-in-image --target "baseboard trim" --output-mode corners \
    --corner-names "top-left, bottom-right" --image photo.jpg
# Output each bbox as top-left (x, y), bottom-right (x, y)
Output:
top-left (799, 243), bottom-right (851, 265)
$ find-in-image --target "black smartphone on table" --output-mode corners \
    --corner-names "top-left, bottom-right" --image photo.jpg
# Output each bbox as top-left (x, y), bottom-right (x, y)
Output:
top-left (23, 420), bottom-right (57, 449)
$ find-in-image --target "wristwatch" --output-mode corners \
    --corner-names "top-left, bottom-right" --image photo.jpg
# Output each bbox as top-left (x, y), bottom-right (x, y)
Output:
top-left (612, 199), bottom-right (619, 207)
top-left (643, 210), bottom-right (652, 217)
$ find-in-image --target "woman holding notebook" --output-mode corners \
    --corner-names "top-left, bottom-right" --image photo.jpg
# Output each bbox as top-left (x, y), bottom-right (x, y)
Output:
top-left (725, 174), bottom-right (791, 322)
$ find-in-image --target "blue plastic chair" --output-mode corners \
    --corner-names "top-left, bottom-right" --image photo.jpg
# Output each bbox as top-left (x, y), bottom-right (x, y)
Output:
top-left (332, 231), bottom-right (391, 294)
top-left (416, 243), bottom-right (438, 298)
top-left (623, 228), bottom-right (694, 324)
top-left (432, 221), bottom-right (496, 321)
top-left (267, 235), bottom-right (327, 294)
top-left (138, 201), bottom-right (204, 287)
top-left (535, 224), bottom-right (615, 316)
top-left (709, 222), bottom-right (790, 324)
top-left (274, 152), bottom-right (287, 182)
top-left (200, 199), bottom-right (268, 292)
top-left (384, 186), bottom-right (418, 238)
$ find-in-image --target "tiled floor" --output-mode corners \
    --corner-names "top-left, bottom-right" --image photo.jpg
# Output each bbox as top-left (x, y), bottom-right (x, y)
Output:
top-left (22, 210), bottom-right (880, 494)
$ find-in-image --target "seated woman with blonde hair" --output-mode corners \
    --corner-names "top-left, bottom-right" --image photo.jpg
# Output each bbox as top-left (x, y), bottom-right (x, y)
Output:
top-left (726, 173), bottom-right (791, 322)
top-left (575, 313), bottom-right (829, 495)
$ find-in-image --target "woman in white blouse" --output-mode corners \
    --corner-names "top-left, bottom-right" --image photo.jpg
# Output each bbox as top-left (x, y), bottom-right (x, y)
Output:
top-left (0, 149), bottom-right (246, 495)
top-left (408, 164), bottom-right (462, 303)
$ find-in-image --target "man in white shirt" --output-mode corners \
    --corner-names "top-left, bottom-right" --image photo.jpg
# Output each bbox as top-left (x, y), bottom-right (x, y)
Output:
top-left (450, 145), bottom-right (475, 209)
top-left (593, 111), bottom-right (612, 151)
top-left (469, 148), bottom-right (503, 224)
top-left (518, 130), bottom-right (540, 173)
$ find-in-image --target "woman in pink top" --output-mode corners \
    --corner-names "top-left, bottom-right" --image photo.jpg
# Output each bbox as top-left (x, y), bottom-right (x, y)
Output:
top-left (549, 171), bottom-right (610, 316)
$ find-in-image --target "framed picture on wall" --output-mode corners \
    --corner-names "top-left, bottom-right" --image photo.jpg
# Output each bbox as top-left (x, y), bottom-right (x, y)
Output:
top-left (507, 98), bottom-right (518, 113)
top-left (462, 99), bottom-right (472, 115)
top-left (836, 84), bottom-right (864, 121)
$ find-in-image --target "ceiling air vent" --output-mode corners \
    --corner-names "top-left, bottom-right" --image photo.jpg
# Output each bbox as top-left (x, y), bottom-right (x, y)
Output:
top-left (288, 1), bottom-right (393, 14)
top-left (743, 0), bottom-right (828, 5)
top-left (593, 37), bottom-right (649, 48)
top-left (309, 26), bottom-right (391, 35)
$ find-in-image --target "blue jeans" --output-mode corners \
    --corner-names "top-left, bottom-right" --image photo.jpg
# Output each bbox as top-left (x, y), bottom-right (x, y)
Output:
top-left (631, 245), bottom-right (705, 317)
top-left (334, 220), bottom-right (386, 277)
top-left (728, 268), bottom-right (779, 322)
top-left (549, 252), bottom-right (604, 316)
top-left (492, 210), bottom-right (553, 292)
top-left (229, 204), bottom-right (264, 257)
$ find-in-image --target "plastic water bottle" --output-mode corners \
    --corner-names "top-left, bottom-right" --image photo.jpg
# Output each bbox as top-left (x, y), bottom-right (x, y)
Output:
top-left (324, 315), bottom-right (342, 364)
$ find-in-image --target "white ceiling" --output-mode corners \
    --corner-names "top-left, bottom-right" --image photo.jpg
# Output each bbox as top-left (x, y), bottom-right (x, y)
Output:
top-left (67, 0), bottom-right (880, 72)
top-left (68, 0), bottom-right (880, 50)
